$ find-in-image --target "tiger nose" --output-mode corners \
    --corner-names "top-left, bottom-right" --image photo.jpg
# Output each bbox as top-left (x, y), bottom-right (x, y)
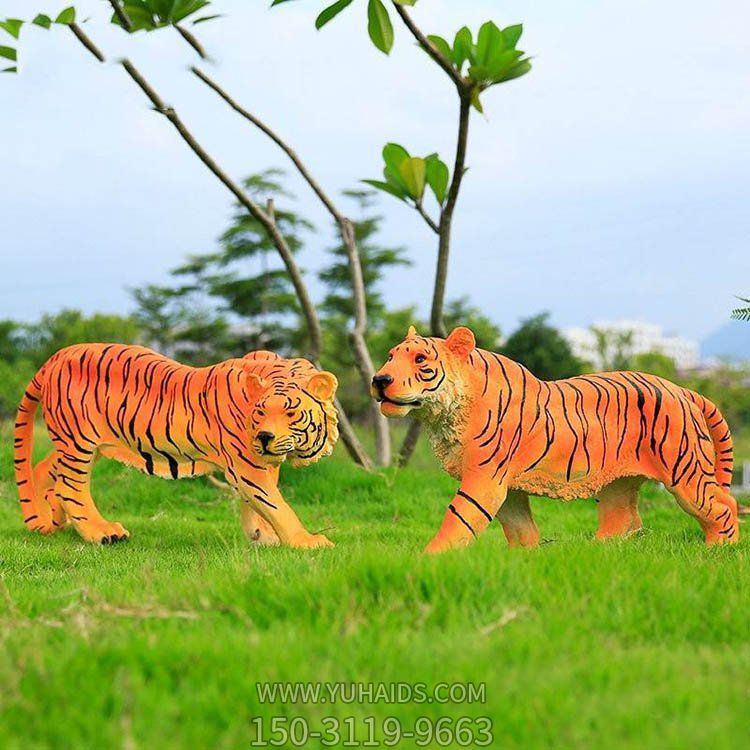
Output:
top-left (258, 431), bottom-right (274, 449)
top-left (372, 374), bottom-right (393, 390)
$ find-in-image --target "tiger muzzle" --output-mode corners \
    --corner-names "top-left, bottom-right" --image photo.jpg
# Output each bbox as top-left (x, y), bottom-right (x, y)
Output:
top-left (256, 431), bottom-right (295, 456)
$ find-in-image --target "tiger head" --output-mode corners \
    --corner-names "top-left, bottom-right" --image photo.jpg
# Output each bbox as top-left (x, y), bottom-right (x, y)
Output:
top-left (371, 325), bottom-right (476, 417)
top-left (246, 371), bottom-right (339, 467)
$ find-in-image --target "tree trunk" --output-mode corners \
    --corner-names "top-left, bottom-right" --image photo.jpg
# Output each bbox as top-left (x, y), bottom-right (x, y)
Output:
top-left (192, 67), bottom-right (391, 466)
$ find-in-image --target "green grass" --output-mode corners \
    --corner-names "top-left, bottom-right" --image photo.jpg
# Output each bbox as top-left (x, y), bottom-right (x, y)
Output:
top-left (1, 423), bottom-right (748, 749)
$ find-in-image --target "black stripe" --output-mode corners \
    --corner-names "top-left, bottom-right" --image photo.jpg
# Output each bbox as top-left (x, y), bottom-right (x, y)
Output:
top-left (448, 504), bottom-right (476, 538)
top-left (456, 490), bottom-right (493, 522)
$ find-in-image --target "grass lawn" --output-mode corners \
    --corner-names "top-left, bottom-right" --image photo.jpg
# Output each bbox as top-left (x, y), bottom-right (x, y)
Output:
top-left (1, 422), bottom-right (748, 749)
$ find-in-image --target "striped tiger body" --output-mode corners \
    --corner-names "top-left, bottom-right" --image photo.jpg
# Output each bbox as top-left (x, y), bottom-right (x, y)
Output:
top-left (372, 326), bottom-right (738, 553)
top-left (14, 344), bottom-right (338, 547)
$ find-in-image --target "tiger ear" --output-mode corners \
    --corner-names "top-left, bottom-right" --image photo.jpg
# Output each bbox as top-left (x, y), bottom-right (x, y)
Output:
top-left (445, 326), bottom-right (476, 359)
top-left (307, 371), bottom-right (338, 401)
top-left (245, 373), bottom-right (268, 402)
top-left (407, 325), bottom-right (418, 338)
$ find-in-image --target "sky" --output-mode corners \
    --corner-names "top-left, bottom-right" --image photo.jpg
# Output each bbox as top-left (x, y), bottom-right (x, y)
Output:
top-left (1, 0), bottom-right (748, 342)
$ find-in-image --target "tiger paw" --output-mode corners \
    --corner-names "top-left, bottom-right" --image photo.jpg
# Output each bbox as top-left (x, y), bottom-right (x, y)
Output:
top-left (289, 532), bottom-right (334, 549)
top-left (247, 526), bottom-right (281, 546)
top-left (243, 514), bottom-right (280, 546)
top-left (423, 535), bottom-right (470, 555)
top-left (78, 521), bottom-right (130, 545)
top-left (26, 519), bottom-right (57, 535)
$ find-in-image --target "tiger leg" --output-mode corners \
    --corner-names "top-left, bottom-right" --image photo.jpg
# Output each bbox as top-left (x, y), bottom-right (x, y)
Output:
top-left (670, 473), bottom-right (739, 545)
top-left (33, 451), bottom-right (68, 531)
top-left (55, 447), bottom-right (129, 544)
top-left (230, 467), bottom-right (332, 549)
top-left (596, 476), bottom-right (644, 540)
top-left (240, 501), bottom-right (280, 546)
top-left (424, 472), bottom-right (506, 554)
top-left (497, 490), bottom-right (540, 548)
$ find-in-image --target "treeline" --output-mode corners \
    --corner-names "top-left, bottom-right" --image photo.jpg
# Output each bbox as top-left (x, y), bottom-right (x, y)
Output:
top-left (3, 303), bottom-right (749, 446)
top-left (2, 172), bottom-right (747, 452)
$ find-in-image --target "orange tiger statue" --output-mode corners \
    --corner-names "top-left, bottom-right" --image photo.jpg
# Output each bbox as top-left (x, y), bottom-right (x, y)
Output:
top-left (372, 326), bottom-right (738, 553)
top-left (14, 345), bottom-right (338, 547)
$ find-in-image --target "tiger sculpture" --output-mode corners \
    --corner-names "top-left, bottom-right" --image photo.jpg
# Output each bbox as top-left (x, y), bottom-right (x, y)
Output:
top-left (14, 345), bottom-right (338, 548)
top-left (372, 326), bottom-right (739, 553)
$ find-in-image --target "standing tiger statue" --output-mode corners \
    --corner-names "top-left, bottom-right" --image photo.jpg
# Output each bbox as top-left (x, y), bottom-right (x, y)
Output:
top-left (14, 345), bottom-right (338, 548)
top-left (372, 326), bottom-right (739, 553)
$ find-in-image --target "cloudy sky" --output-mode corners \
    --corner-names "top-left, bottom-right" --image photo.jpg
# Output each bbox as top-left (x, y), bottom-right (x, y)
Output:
top-left (1, 0), bottom-right (748, 340)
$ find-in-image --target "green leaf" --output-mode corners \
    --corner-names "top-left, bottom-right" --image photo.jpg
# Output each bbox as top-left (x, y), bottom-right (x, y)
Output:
top-left (32, 14), bottom-right (53, 29)
top-left (271, 0), bottom-right (297, 5)
top-left (426, 34), bottom-right (451, 62)
top-left (2, 65), bottom-right (18, 73)
top-left (398, 157), bottom-right (426, 200)
top-left (425, 155), bottom-right (449, 205)
top-left (393, 0), bottom-right (417, 5)
top-left (113, 4), bottom-right (158, 31)
top-left (171, 1), bottom-right (211, 24)
top-left (382, 143), bottom-right (411, 190)
top-left (0, 19), bottom-right (23, 39)
top-left (367, 0), bottom-right (393, 54)
top-left (476, 20), bottom-right (504, 65)
top-left (193, 14), bottom-right (223, 25)
top-left (498, 58), bottom-right (532, 82)
top-left (487, 49), bottom-right (523, 80)
top-left (468, 64), bottom-right (491, 82)
top-left (382, 142), bottom-right (410, 174)
top-left (452, 26), bottom-right (473, 69)
top-left (470, 87), bottom-right (484, 114)
top-left (315, 0), bottom-right (353, 30)
top-left (0, 45), bottom-right (17, 62)
top-left (362, 179), bottom-right (408, 201)
top-left (55, 7), bottom-right (77, 25)
top-left (503, 23), bottom-right (523, 48)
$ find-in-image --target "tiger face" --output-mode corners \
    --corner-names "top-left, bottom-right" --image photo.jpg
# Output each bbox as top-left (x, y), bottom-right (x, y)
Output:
top-left (247, 372), bottom-right (338, 467)
top-left (371, 326), bottom-right (476, 417)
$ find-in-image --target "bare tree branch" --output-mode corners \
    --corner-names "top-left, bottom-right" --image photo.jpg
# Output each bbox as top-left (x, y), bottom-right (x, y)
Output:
top-left (432, 94), bottom-right (471, 337)
top-left (107, 0), bottom-right (133, 32)
top-left (415, 201), bottom-right (440, 234)
top-left (391, 2), bottom-right (466, 91)
top-left (390, 5), bottom-right (473, 464)
top-left (119, 59), bottom-right (321, 361)
top-left (398, 419), bottom-right (422, 467)
top-left (176, 24), bottom-right (208, 60)
top-left (69, 23), bottom-right (106, 62)
top-left (64, 19), bottom-right (376, 469)
top-left (192, 66), bottom-right (391, 466)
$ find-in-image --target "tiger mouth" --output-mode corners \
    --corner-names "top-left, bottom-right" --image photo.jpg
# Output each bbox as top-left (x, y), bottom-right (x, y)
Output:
top-left (379, 396), bottom-right (423, 408)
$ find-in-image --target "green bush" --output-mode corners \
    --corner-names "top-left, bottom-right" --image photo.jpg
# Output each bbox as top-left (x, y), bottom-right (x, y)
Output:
top-left (0, 357), bottom-right (37, 419)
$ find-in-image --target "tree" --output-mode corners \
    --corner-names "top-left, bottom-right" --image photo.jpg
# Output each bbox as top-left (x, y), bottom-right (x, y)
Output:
top-left (2, 2), bottom-right (375, 467)
top-left (19, 309), bottom-right (140, 366)
top-left (443, 297), bottom-right (501, 351)
top-left (502, 313), bottom-right (583, 380)
top-left (131, 285), bottom-right (241, 365)
top-left (590, 326), bottom-right (634, 371)
top-left (319, 190), bottom-right (411, 419)
top-left (3, 1), bottom-right (534, 469)
top-left (168, 171), bottom-right (312, 356)
top-left (630, 351), bottom-right (677, 381)
top-left (0, 309), bottom-right (140, 417)
top-left (731, 296), bottom-right (750, 321)
top-left (319, 191), bottom-right (411, 322)
top-left (310, 2), bottom-right (533, 465)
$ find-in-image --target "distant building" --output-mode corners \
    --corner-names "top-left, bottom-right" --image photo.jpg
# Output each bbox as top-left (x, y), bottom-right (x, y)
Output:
top-left (563, 320), bottom-right (700, 371)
